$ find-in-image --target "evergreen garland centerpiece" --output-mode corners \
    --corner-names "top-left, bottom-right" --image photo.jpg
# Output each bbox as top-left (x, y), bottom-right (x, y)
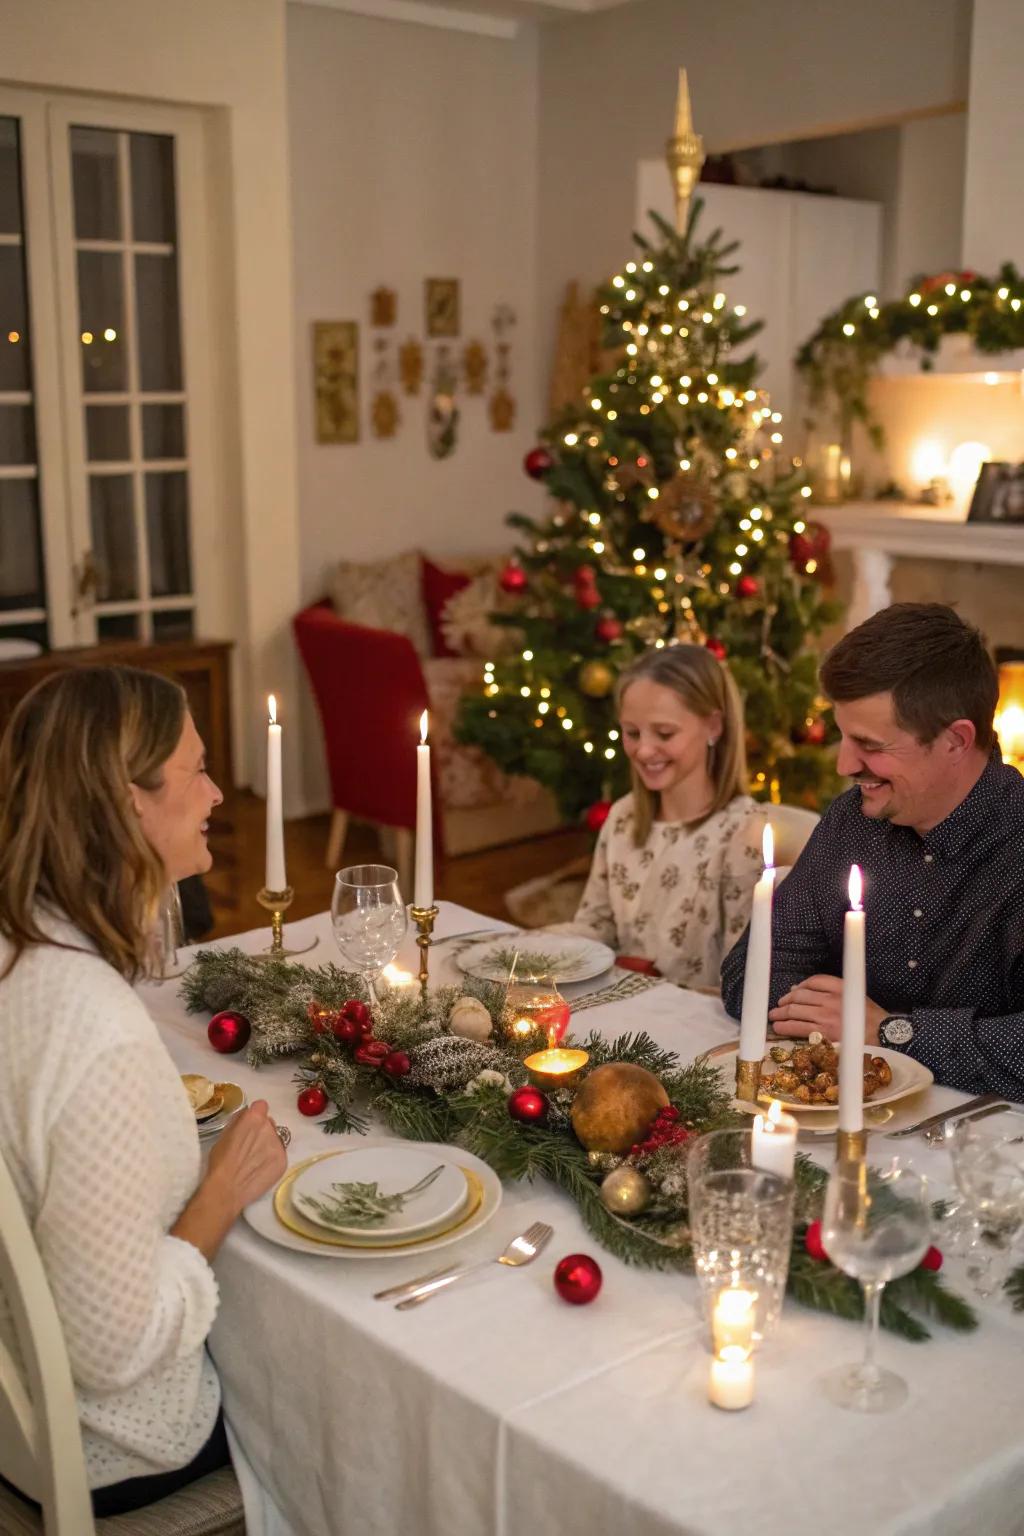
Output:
top-left (454, 199), bottom-right (842, 820)
top-left (181, 949), bottom-right (989, 1340)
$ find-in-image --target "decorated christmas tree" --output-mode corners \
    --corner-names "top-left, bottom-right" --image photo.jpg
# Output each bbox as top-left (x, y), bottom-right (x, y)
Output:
top-left (457, 186), bottom-right (841, 823)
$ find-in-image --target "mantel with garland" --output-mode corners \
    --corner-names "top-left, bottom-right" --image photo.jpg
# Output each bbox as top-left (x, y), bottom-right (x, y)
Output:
top-left (182, 948), bottom-right (1024, 1342)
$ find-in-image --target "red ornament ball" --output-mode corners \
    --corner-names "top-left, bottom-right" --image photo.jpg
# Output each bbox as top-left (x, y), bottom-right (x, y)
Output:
top-left (334, 1018), bottom-right (361, 1046)
top-left (524, 445), bottom-right (554, 480)
top-left (354, 1040), bottom-right (391, 1066)
top-left (804, 1220), bottom-right (828, 1262)
top-left (207, 1010), bottom-right (251, 1055)
top-left (508, 1085), bottom-right (548, 1124)
top-left (383, 1050), bottom-right (412, 1078)
top-left (704, 636), bottom-right (727, 661)
top-left (921, 1245), bottom-right (943, 1272)
top-left (574, 564), bottom-right (598, 587)
top-left (735, 575), bottom-right (759, 599)
top-left (586, 799), bottom-right (612, 834)
top-left (554, 1253), bottom-right (603, 1305)
top-left (339, 998), bottom-right (373, 1034)
top-left (499, 562), bottom-right (528, 595)
top-left (595, 613), bottom-right (623, 644)
top-left (576, 584), bottom-right (601, 611)
top-left (297, 1084), bottom-right (328, 1117)
top-left (797, 718), bottom-right (827, 747)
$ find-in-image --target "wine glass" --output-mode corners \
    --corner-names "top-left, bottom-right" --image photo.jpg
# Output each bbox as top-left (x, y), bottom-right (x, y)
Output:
top-left (331, 865), bottom-right (408, 1006)
top-left (820, 1157), bottom-right (931, 1412)
top-left (949, 1117), bottom-right (1024, 1297)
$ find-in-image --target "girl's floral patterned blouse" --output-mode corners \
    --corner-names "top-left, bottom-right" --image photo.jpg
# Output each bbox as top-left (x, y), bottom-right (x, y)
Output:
top-left (555, 792), bottom-right (765, 989)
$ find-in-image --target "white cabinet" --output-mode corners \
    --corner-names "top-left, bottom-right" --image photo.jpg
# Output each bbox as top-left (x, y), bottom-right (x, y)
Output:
top-left (635, 165), bottom-right (882, 421)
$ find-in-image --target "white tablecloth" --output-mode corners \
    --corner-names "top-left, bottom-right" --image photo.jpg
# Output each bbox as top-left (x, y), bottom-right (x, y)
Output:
top-left (140, 904), bottom-right (1024, 1536)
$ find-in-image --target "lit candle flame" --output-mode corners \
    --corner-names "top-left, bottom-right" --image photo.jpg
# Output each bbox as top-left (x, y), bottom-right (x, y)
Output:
top-left (268, 694), bottom-right (277, 726)
top-left (848, 863), bottom-right (863, 911)
top-left (419, 709), bottom-right (429, 745)
top-left (766, 1098), bottom-right (782, 1128)
top-left (762, 821), bottom-right (774, 871)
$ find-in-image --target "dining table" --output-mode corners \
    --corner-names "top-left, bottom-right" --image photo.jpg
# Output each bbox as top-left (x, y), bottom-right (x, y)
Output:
top-left (141, 901), bottom-right (1024, 1536)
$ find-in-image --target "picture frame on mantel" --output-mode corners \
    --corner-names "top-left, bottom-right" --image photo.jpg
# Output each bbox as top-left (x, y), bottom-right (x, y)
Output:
top-left (967, 462), bottom-right (1024, 524)
top-left (313, 320), bottom-right (359, 444)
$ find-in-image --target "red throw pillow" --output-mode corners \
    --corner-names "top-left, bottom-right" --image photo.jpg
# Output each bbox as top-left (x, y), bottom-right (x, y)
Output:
top-left (421, 556), bottom-right (471, 658)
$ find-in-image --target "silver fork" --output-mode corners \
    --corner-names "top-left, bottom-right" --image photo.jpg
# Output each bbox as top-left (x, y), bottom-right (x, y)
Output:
top-left (378, 1222), bottom-right (553, 1310)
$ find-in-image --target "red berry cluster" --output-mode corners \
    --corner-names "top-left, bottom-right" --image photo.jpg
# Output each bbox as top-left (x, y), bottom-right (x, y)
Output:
top-left (628, 1105), bottom-right (692, 1161)
top-left (298, 999), bottom-right (412, 1110)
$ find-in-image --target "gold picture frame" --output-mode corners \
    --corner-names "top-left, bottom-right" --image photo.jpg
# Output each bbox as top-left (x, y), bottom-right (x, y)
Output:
top-left (425, 278), bottom-right (460, 339)
top-left (313, 321), bottom-right (359, 444)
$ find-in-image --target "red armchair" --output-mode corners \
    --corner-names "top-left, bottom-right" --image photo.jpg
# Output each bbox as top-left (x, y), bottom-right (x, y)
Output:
top-left (294, 597), bottom-right (560, 892)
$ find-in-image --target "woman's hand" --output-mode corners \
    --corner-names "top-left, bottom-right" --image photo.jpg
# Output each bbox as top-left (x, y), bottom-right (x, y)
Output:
top-left (172, 1100), bottom-right (288, 1261)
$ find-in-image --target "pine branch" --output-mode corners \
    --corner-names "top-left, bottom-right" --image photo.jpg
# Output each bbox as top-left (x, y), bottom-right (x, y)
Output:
top-left (1005, 1264), bottom-right (1024, 1313)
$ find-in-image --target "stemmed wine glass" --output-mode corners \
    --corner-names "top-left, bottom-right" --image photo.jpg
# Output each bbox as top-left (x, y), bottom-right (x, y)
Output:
top-left (820, 1157), bottom-right (931, 1412)
top-left (331, 865), bottom-right (408, 1007)
top-left (949, 1116), bottom-right (1024, 1297)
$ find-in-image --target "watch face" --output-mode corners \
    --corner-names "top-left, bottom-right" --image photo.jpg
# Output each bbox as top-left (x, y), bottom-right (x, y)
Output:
top-left (882, 1016), bottom-right (914, 1046)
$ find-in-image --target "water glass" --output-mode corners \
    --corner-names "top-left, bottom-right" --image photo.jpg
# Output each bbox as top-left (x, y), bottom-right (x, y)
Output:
top-left (331, 864), bottom-right (408, 1005)
top-left (949, 1116), bottom-right (1024, 1297)
top-left (687, 1127), bottom-right (796, 1349)
top-left (150, 885), bottom-right (186, 981)
top-left (820, 1157), bottom-right (930, 1412)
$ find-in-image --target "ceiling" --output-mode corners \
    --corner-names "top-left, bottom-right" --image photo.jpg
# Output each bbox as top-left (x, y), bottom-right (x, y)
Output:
top-left (293, 0), bottom-right (637, 41)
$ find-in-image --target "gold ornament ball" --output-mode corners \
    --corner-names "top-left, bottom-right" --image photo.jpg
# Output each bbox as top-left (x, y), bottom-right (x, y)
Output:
top-left (570, 1062), bottom-right (670, 1154)
top-left (579, 660), bottom-right (615, 698)
top-left (599, 1165), bottom-right (652, 1216)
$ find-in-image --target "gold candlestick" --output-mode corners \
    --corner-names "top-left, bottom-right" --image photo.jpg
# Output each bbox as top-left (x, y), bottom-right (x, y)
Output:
top-left (665, 67), bottom-right (706, 233)
top-left (255, 886), bottom-right (319, 960)
top-left (836, 1128), bottom-right (868, 1165)
top-left (735, 1056), bottom-right (762, 1104)
top-left (409, 904), bottom-right (439, 996)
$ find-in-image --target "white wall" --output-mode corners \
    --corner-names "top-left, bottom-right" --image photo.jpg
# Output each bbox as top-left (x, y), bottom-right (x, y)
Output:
top-left (287, 3), bottom-right (545, 602)
top-left (963, 0), bottom-right (1024, 271)
top-left (892, 112), bottom-right (967, 291)
top-left (0, 0), bottom-right (303, 807)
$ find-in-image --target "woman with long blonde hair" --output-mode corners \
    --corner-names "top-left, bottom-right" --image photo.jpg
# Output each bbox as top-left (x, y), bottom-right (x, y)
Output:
top-left (0, 667), bottom-right (286, 1519)
top-left (556, 643), bottom-right (764, 988)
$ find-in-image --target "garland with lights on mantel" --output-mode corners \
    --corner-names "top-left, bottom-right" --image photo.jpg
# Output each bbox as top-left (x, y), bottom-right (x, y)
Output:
top-left (174, 946), bottom-right (1024, 1342)
top-left (796, 264), bottom-right (1024, 447)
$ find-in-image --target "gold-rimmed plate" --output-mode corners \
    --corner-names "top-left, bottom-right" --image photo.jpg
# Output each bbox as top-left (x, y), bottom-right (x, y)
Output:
top-left (244, 1141), bottom-right (502, 1260)
top-left (197, 1082), bottom-right (247, 1137)
top-left (708, 1041), bottom-right (932, 1115)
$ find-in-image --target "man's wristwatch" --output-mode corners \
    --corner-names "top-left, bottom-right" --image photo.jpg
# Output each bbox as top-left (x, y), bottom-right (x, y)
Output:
top-left (878, 1015), bottom-right (914, 1048)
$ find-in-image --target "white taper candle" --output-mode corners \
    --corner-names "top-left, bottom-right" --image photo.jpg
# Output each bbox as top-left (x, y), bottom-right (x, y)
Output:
top-left (738, 822), bottom-right (775, 1064)
top-left (414, 710), bottom-right (433, 908)
top-left (839, 864), bottom-right (866, 1133)
top-left (265, 695), bottom-right (287, 891)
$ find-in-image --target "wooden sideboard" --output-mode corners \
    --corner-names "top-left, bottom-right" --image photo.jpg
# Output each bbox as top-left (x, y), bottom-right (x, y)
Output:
top-left (0, 639), bottom-right (235, 791)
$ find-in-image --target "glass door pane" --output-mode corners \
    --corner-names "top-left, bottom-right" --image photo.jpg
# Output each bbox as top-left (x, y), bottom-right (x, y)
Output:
top-left (0, 114), bottom-right (48, 647)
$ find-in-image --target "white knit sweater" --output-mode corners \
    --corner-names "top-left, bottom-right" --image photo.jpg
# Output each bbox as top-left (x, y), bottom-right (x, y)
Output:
top-left (0, 918), bottom-right (221, 1489)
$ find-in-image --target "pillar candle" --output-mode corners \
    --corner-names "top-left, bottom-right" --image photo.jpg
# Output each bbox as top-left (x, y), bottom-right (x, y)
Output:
top-left (414, 710), bottom-right (433, 908)
top-left (751, 1099), bottom-right (798, 1179)
top-left (708, 1349), bottom-right (755, 1411)
top-left (265, 695), bottom-right (287, 892)
top-left (839, 864), bottom-right (866, 1133)
top-left (738, 822), bottom-right (775, 1064)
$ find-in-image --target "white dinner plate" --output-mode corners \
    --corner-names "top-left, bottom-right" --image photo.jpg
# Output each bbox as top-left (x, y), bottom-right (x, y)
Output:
top-left (712, 1042), bottom-right (933, 1114)
top-left (244, 1142), bottom-right (503, 1260)
top-left (457, 932), bottom-right (614, 985)
top-left (290, 1146), bottom-right (467, 1238)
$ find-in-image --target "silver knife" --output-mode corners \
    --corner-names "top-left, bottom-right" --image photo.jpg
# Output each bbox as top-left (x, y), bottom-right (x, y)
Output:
top-left (885, 1092), bottom-right (1008, 1138)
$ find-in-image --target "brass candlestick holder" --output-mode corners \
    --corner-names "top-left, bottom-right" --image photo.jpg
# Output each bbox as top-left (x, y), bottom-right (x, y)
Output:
top-left (735, 1057), bottom-right (762, 1105)
top-left (836, 1128), bottom-right (868, 1165)
top-left (255, 886), bottom-right (319, 960)
top-left (409, 903), bottom-right (439, 996)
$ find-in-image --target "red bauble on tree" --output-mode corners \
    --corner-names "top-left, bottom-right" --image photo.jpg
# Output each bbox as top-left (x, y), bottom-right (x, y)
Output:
top-left (553, 1253), bottom-right (603, 1305)
top-left (595, 613), bottom-right (623, 644)
top-left (575, 584), bottom-right (601, 611)
top-left (208, 1010), bottom-right (251, 1055)
top-left (586, 799), bottom-right (612, 834)
top-left (796, 718), bottom-right (827, 746)
top-left (704, 636), bottom-right (727, 661)
top-left (735, 574), bottom-right (759, 599)
top-left (297, 1084), bottom-right (328, 1117)
top-left (524, 445), bottom-right (554, 480)
top-left (789, 521), bottom-right (832, 574)
top-left (507, 1085), bottom-right (548, 1124)
top-left (499, 562), bottom-right (528, 595)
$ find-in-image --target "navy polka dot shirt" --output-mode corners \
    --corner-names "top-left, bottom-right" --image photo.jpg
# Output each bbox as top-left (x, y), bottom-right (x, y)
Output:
top-left (720, 752), bottom-right (1024, 1100)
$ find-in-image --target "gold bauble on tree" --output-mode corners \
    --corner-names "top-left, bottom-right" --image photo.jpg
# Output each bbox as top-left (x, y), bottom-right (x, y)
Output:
top-left (571, 1063), bottom-right (670, 1154)
top-left (579, 659), bottom-right (615, 698)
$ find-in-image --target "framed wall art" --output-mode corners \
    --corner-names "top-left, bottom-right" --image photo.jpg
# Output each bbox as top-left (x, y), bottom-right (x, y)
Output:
top-left (425, 278), bottom-right (460, 338)
top-left (313, 321), bottom-right (359, 444)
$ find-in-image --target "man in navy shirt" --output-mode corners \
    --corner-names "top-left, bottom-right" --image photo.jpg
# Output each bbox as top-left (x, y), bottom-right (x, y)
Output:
top-left (721, 603), bottom-right (1024, 1099)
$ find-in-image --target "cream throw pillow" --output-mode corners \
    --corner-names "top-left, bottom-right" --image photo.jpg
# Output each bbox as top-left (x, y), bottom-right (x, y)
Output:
top-left (330, 550), bottom-right (432, 656)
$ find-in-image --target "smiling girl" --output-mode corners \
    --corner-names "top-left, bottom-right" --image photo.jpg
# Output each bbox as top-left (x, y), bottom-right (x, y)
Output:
top-left (555, 644), bottom-right (764, 989)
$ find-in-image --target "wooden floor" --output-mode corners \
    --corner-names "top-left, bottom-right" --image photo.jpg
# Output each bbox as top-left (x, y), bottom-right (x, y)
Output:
top-left (204, 791), bottom-right (590, 941)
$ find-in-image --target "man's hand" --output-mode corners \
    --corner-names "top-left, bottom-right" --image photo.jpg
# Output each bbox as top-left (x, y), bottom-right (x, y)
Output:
top-left (769, 975), bottom-right (885, 1045)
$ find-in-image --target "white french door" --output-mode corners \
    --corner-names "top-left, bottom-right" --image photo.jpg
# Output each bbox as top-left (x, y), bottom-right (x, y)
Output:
top-left (0, 88), bottom-right (218, 649)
